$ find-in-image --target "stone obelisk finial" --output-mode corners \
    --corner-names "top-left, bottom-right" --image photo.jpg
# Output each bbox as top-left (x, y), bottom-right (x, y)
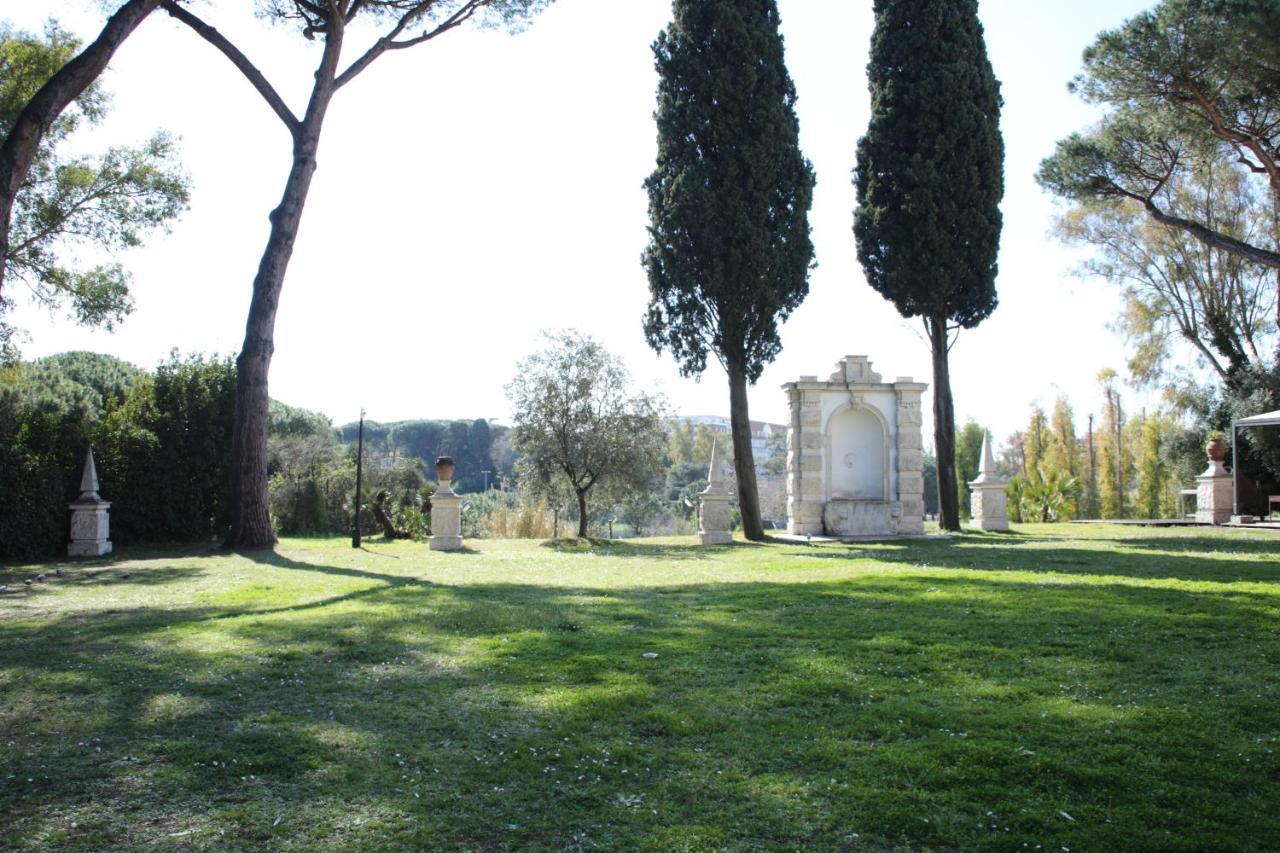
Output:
top-left (704, 437), bottom-right (730, 496)
top-left (79, 446), bottom-right (102, 500)
top-left (971, 433), bottom-right (999, 485)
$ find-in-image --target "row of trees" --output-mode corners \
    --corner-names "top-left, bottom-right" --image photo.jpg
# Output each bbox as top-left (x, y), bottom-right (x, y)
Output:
top-left (1, 0), bottom-right (555, 552)
top-left (0, 347), bottom-right (509, 557)
top-left (3, 0), bottom-right (1000, 548)
top-left (642, 0), bottom-right (1004, 537)
top-left (958, 376), bottom-right (1210, 525)
top-left (10, 0), bottom-right (1275, 541)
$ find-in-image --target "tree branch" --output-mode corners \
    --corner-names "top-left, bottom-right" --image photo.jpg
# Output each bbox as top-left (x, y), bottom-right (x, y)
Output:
top-left (1098, 180), bottom-right (1280, 270)
top-left (335, 0), bottom-right (481, 89)
top-left (160, 0), bottom-right (301, 136)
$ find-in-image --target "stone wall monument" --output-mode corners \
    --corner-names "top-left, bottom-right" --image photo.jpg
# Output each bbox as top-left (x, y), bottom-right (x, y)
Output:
top-left (1196, 439), bottom-right (1232, 525)
top-left (782, 356), bottom-right (927, 537)
top-left (69, 447), bottom-right (112, 557)
top-left (968, 432), bottom-right (1008, 531)
top-left (697, 439), bottom-right (733, 545)
top-left (429, 456), bottom-right (463, 551)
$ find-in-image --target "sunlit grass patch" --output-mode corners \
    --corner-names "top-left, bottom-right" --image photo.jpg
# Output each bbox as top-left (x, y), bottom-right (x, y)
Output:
top-left (1, 524), bottom-right (1278, 849)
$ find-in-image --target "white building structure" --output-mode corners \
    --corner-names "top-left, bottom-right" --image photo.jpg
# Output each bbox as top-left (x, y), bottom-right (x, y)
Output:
top-left (782, 356), bottom-right (927, 537)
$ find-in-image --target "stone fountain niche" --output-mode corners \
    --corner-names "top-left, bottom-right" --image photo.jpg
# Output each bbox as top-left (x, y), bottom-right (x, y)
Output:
top-left (783, 355), bottom-right (927, 537)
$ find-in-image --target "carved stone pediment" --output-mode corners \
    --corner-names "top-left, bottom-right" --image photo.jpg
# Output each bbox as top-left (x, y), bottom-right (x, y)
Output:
top-left (829, 355), bottom-right (882, 385)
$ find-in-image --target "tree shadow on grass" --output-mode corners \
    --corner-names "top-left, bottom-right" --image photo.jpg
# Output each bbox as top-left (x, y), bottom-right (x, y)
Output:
top-left (0, 566), bottom-right (209, 605)
top-left (1097, 532), bottom-right (1280, 556)
top-left (778, 532), bottom-right (1280, 585)
top-left (539, 537), bottom-right (713, 560)
top-left (3, 538), bottom-right (1280, 848)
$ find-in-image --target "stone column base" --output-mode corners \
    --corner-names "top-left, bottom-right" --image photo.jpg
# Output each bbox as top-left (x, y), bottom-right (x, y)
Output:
top-left (1195, 472), bottom-right (1232, 525)
top-left (969, 483), bottom-right (1009, 532)
top-left (69, 539), bottom-right (112, 557)
top-left (430, 491), bottom-right (463, 551)
top-left (698, 494), bottom-right (733, 545)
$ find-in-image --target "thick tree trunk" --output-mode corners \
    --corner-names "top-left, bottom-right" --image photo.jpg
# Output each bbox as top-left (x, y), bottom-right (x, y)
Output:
top-left (728, 360), bottom-right (764, 541)
top-left (224, 49), bottom-right (341, 549)
top-left (927, 315), bottom-right (960, 531)
top-left (0, 0), bottom-right (160, 295)
top-left (576, 489), bottom-right (589, 538)
top-left (224, 135), bottom-right (324, 548)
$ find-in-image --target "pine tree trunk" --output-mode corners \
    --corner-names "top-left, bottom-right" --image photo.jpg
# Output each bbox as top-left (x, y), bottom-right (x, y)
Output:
top-left (728, 360), bottom-right (764, 541)
top-left (928, 315), bottom-right (960, 531)
top-left (576, 490), bottom-right (589, 538)
top-left (224, 38), bottom-right (341, 549)
top-left (0, 0), bottom-right (160, 296)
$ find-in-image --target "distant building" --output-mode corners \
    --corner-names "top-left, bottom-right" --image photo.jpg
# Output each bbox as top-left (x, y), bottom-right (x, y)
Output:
top-left (682, 415), bottom-right (787, 472)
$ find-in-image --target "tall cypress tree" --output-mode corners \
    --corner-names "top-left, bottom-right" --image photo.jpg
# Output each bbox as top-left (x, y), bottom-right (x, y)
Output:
top-left (853, 0), bottom-right (1004, 531)
top-left (643, 0), bottom-right (814, 541)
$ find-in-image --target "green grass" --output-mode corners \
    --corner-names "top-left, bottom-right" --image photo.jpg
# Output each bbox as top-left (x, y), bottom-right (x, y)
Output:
top-left (2, 525), bottom-right (1279, 850)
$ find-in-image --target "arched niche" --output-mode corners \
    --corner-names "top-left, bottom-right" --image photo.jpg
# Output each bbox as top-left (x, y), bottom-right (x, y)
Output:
top-left (825, 405), bottom-right (888, 501)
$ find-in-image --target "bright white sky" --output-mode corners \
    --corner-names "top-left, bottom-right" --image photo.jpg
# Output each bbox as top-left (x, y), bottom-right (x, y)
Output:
top-left (7, 0), bottom-right (1161, 445)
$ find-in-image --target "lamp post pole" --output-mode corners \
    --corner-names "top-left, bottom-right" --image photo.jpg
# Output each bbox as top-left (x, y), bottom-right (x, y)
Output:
top-left (1231, 421), bottom-right (1239, 518)
top-left (352, 409), bottom-right (365, 549)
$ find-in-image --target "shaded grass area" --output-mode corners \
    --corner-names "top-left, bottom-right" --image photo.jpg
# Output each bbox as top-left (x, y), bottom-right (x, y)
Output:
top-left (2, 526), bottom-right (1279, 850)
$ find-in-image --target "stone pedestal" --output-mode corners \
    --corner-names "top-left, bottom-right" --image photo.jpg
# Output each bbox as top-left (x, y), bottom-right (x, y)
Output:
top-left (968, 433), bottom-right (1008, 531)
top-left (698, 440), bottom-right (734, 545)
top-left (1195, 460), bottom-right (1232, 525)
top-left (69, 500), bottom-right (112, 557)
top-left (429, 480), bottom-right (463, 551)
top-left (69, 447), bottom-right (111, 558)
top-left (698, 494), bottom-right (733, 544)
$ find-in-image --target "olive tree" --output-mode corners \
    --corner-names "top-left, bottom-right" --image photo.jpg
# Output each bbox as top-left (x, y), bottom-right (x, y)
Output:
top-left (506, 331), bottom-right (668, 539)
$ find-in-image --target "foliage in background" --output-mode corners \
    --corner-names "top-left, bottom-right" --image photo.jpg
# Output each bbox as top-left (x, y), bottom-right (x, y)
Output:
top-left (0, 350), bottom-right (233, 560)
top-left (0, 20), bottom-right (188, 361)
top-left (1055, 160), bottom-right (1277, 390)
top-left (338, 417), bottom-right (500, 495)
top-left (1011, 468), bottom-right (1082, 523)
top-left (954, 420), bottom-right (987, 520)
top-left (94, 352), bottom-right (236, 543)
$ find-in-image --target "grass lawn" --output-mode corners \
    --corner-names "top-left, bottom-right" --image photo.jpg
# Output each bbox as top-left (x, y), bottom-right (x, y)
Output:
top-left (2, 524), bottom-right (1279, 850)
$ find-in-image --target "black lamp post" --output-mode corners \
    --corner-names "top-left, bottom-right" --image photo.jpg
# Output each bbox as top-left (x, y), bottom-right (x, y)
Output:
top-left (352, 409), bottom-right (365, 548)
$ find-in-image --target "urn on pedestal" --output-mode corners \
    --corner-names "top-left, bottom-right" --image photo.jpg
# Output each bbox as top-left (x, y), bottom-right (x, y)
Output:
top-left (430, 456), bottom-right (463, 551)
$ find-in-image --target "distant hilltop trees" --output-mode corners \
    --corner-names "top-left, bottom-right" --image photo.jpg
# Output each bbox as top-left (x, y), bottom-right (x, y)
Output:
top-left (337, 417), bottom-right (506, 495)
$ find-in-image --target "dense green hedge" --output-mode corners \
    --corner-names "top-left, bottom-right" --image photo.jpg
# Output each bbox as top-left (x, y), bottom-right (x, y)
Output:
top-left (0, 351), bottom-right (235, 561)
